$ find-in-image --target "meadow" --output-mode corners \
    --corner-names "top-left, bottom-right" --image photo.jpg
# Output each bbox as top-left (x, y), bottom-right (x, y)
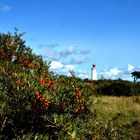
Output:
top-left (92, 95), bottom-right (140, 123)
top-left (91, 95), bottom-right (140, 139)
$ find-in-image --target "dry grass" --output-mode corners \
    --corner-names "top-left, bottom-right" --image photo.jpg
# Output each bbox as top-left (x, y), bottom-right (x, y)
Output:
top-left (90, 95), bottom-right (140, 125)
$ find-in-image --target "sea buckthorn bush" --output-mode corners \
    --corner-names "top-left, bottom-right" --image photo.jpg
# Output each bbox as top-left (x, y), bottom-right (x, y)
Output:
top-left (0, 30), bottom-right (92, 139)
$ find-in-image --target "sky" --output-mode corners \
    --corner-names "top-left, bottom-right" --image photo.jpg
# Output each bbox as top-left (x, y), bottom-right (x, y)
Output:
top-left (0, 0), bottom-right (140, 81)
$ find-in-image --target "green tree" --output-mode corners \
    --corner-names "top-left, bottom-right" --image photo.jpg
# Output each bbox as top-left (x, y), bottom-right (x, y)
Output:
top-left (131, 71), bottom-right (140, 82)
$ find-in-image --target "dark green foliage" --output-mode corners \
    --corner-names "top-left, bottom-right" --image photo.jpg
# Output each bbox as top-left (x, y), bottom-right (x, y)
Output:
top-left (98, 82), bottom-right (132, 96)
top-left (131, 71), bottom-right (140, 82)
top-left (85, 79), bottom-right (140, 96)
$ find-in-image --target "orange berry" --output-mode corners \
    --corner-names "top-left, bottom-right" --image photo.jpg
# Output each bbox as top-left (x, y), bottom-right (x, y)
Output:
top-left (23, 59), bottom-right (30, 67)
top-left (35, 92), bottom-right (42, 99)
top-left (15, 79), bottom-right (20, 85)
top-left (44, 100), bottom-right (50, 106)
top-left (41, 97), bottom-right (45, 101)
top-left (75, 106), bottom-right (80, 112)
top-left (79, 95), bottom-right (84, 101)
top-left (39, 79), bottom-right (46, 86)
top-left (9, 40), bottom-right (13, 48)
top-left (47, 81), bottom-right (54, 88)
top-left (28, 63), bottom-right (35, 68)
top-left (75, 88), bottom-right (81, 95)
top-left (62, 101), bottom-right (66, 107)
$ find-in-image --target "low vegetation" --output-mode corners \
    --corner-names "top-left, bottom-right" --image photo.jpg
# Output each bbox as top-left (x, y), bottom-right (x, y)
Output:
top-left (0, 30), bottom-right (140, 139)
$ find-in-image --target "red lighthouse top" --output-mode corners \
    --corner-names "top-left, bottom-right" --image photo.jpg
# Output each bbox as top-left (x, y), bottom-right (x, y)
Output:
top-left (92, 64), bottom-right (96, 68)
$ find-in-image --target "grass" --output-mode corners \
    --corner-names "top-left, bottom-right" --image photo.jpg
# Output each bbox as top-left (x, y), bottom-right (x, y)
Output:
top-left (90, 95), bottom-right (140, 124)
top-left (88, 95), bottom-right (140, 139)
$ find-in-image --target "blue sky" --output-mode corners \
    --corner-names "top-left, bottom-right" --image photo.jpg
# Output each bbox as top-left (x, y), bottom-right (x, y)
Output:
top-left (0, 0), bottom-right (140, 80)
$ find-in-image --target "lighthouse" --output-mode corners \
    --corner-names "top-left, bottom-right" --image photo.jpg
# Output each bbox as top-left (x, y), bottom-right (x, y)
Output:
top-left (91, 64), bottom-right (97, 80)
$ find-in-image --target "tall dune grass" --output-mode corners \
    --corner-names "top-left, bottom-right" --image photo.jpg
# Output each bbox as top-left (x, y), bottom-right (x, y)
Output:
top-left (89, 95), bottom-right (140, 125)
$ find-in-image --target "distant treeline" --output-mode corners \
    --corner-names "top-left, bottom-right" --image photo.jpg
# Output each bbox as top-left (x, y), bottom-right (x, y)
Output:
top-left (83, 79), bottom-right (140, 96)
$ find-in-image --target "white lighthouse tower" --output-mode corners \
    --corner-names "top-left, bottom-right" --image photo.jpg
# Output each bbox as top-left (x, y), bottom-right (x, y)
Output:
top-left (91, 64), bottom-right (97, 80)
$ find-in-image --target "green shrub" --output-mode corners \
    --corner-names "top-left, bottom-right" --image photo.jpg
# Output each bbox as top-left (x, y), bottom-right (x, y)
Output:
top-left (0, 30), bottom-right (91, 139)
top-left (96, 80), bottom-right (140, 96)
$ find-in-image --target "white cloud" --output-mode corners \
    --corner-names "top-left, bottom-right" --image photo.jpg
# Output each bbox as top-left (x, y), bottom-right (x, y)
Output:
top-left (67, 72), bottom-right (71, 77)
top-left (50, 61), bottom-right (89, 79)
top-left (76, 69), bottom-right (89, 79)
top-left (50, 61), bottom-right (75, 74)
top-left (99, 64), bottom-right (140, 80)
top-left (65, 64), bottom-right (75, 70)
top-left (78, 73), bottom-right (89, 79)
top-left (0, 3), bottom-right (11, 12)
top-left (67, 70), bottom-right (88, 79)
top-left (100, 67), bottom-right (121, 79)
top-left (128, 64), bottom-right (134, 72)
top-left (109, 68), bottom-right (121, 75)
top-left (50, 61), bottom-right (64, 70)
